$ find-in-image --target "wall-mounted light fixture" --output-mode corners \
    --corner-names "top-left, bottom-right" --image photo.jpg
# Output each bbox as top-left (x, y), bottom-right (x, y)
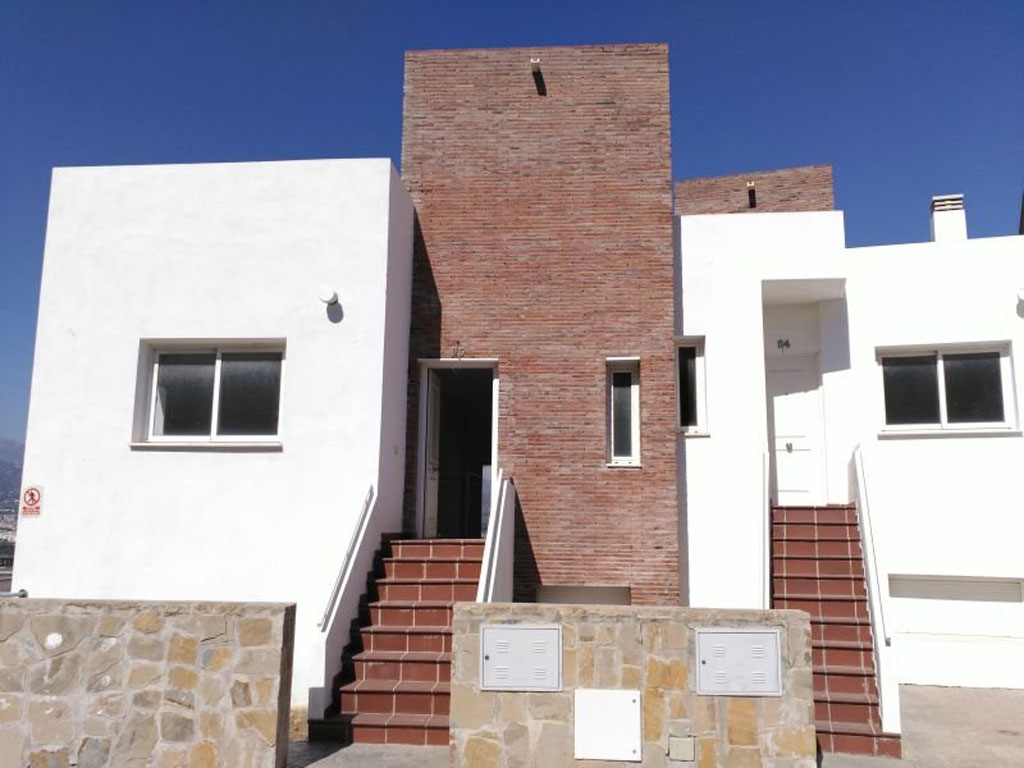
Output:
top-left (531, 58), bottom-right (547, 96)
top-left (318, 285), bottom-right (339, 305)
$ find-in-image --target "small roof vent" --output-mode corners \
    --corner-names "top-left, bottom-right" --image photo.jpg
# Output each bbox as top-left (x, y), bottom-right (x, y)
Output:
top-left (931, 194), bottom-right (964, 213)
top-left (930, 193), bottom-right (967, 242)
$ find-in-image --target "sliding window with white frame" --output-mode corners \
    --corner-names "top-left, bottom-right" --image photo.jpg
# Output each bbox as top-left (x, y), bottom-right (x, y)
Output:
top-left (145, 346), bottom-right (285, 443)
top-left (878, 344), bottom-right (1015, 432)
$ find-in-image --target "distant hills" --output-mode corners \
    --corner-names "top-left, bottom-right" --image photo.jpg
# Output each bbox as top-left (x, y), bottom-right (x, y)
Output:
top-left (0, 440), bottom-right (23, 507)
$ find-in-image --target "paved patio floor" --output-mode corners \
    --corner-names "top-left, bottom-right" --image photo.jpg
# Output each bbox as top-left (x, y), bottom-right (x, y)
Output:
top-left (286, 685), bottom-right (1024, 767)
top-left (822, 685), bottom-right (1024, 767)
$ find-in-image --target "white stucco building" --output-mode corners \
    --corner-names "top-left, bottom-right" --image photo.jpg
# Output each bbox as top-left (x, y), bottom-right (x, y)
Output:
top-left (15, 158), bottom-right (414, 708)
top-left (678, 188), bottom-right (1024, 713)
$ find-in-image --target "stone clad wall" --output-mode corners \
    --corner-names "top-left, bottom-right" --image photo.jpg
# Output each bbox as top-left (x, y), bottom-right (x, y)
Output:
top-left (451, 604), bottom-right (815, 768)
top-left (0, 600), bottom-right (294, 768)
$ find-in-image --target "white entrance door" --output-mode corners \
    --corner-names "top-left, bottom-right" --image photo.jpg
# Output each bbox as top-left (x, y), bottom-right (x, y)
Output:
top-left (766, 355), bottom-right (827, 505)
top-left (424, 369), bottom-right (441, 536)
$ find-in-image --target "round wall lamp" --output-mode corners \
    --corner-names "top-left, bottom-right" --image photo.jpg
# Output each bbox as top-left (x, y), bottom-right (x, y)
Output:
top-left (318, 285), bottom-right (339, 305)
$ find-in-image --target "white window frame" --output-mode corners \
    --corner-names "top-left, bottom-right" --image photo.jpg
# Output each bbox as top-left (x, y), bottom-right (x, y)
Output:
top-left (676, 337), bottom-right (708, 436)
top-left (877, 343), bottom-right (1017, 436)
top-left (145, 344), bottom-right (286, 445)
top-left (607, 357), bottom-right (641, 467)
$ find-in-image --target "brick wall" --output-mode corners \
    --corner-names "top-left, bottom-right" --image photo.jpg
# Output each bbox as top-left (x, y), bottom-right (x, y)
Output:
top-left (401, 45), bottom-right (680, 604)
top-left (675, 165), bottom-right (833, 215)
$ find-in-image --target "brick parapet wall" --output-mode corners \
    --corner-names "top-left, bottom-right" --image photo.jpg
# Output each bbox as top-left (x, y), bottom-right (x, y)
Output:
top-left (0, 599), bottom-right (294, 768)
top-left (401, 44), bottom-right (680, 605)
top-left (675, 165), bottom-right (834, 215)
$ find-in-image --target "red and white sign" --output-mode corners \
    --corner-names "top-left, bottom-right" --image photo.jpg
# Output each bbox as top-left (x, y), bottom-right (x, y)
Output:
top-left (21, 486), bottom-right (42, 517)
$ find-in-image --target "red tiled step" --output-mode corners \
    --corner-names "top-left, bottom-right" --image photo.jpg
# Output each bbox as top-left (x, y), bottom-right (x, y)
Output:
top-left (772, 522), bottom-right (861, 541)
top-left (814, 690), bottom-right (880, 726)
top-left (375, 578), bottom-right (478, 602)
top-left (772, 540), bottom-right (863, 558)
top-left (349, 713), bottom-right (449, 747)
top-left (369, 601), bottom-right (454, 627)
top-left (383, 557), bottom-right (482, 580)
top-left (353, 650), bottom-right (451, 684)
top-left (815, 720), bottom-right (902, 758)
top-left (810, 619), bottom-right (873, 645)
top-left (773, 576), bottom-right (867, 598)
top-left (815, 668), bottom-right (879, 698)
top-left (340, 679), bottom-right (450, 717)
top-left (774, 596), bottom-right (870, 622)
top-left (390, 539), bottom-right (485, 560)
top-left (812, 640), bottom-right (874, 667)
top-left (772, 505), bottom-right (857, 524)
top-left (360, 625), bottom-right (452, 654)
top-left (773, 558), bottom-right (866, 579)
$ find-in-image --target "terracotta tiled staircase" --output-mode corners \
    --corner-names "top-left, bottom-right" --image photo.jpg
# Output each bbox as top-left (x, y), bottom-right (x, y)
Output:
top-left (770, 504), bottom-right (901, 758)
top-left (310, 536), bottom-right (483, 746)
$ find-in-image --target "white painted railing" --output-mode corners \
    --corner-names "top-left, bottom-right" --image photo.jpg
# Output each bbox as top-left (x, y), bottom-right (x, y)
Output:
top-left (477, 469), bottom-right (515, 603)
top-left (762, 447), bottom-right (772, 610)
top-left (309, 484), bottom-right (378, 719)
top-left (319, 485), bottom-right (375, 630)
top-left (852, 446), bottom-right (901, 735)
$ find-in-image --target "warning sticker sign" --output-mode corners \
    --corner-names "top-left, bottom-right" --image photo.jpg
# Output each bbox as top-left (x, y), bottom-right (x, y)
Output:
top-left (21, 486), bottom-right (42, 517)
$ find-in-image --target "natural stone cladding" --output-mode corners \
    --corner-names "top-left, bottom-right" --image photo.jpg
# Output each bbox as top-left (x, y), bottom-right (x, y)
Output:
top-left (451, 603), bottom-right (815, 767)
top-left (0, 599), bottom-right (295, 768)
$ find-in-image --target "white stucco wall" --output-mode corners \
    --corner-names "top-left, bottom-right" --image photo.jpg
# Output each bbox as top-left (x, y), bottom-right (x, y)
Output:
top-left (15, 158), bottom-right (414, 707)
top-left (679, 208), bottom-right (1024, 687)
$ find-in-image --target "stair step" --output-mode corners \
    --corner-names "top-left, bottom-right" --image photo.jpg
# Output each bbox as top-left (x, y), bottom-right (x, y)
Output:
top-left (353, 650), bottom-right (451, 684)
top-left (814, 665), bottom-right (875, 677)
top-left (340, 680), bottom-right (450, 718)
top-left (390, 539), bottom-right (485, 560)
top-left (815, 721), bottom-right (902, 758)
top-left (773, 506), bottom-right (858, 525)
top-left (775, 593), bottom-right (866, 602)
top-left (772, 523), bottom-right (861, 541)
top-left (772, 541), bottom-right (863, 557)
top-left (812, 639), bottom-right (872, 650)
top-left (773, 559), bottom-right (866, 577)
top-left (813, 645), bottom-right (876, 668)
top-left (383, 557), bottom-right (482, 580)
top-left (348, 712), bottom-right (450, 746)
top-left (774, 579), bottom-right (867, 598)
top-left (360, 625), bottom-right (452, 654)
top-left (375, 578), bottom-right (478, 602)
top-left (369, 602), bottom-right (454, 627)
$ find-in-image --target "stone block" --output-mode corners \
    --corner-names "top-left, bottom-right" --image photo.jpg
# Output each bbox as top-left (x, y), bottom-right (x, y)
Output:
top-left (450, 683), bottom-right (495, 730)
top-left (160, 711), bottom-right (195, 742)
top-left (199, 646), bottom-right (232, 672)
top-left (239, 618), bottom-right (272, 647)
top-left (128, 635), bottom-right (165, 662)
top-left (527, 692), bottom-right (571, 721)
top-left (238, 708), bottom-right (279, 745)
top-left (766, 726), bottom-right (815, 758)
top-left (98, 614), bottom-right (128, 638)
top-left (646, 656), bottom-right (687, 689)
top-left (0, 729), bottom-right (23, 767)
top-left (231, 680), bottom-right (252, 707)
top-left (189, 741), bottom-right (218, 768)
top-left (133, 690), bottom-right (162, 709)
top-left (89, 692), bottom-right (125, 718)
top-left (132, 613), bottom-right (165, 634)
top-left (0, 611), bottom-right (24, 642)
top-left (0, 692), bottom-right (21, 722)
top-left (78, 737), bottom-right (112, 768)
top-left (461, 734), bottom-right (500, 768)
top-left (169, 666), bottom-right (199, 690)
top-left (594, 646), bottom-right (621, 687)
top-left (727, 699), bottom-right (758, 746)
top-left (643, 687), bottom-right (667, 743)
top-left (29, 699), bottom-right (74, 743)
top-left (168, 634), bottom-right (199, 665)
top-left (532, 721), bottom-right (572, 767)
top-left (30, 615), bottom-right (92, 657)
top-left (726, 746), bottom-right (763, 768)
top-left (235, 648), bottom-right (280, 675)
top-left (27, 748), bottom-right (70, 768)
top-left (129, 662), bottom-right (162, 687)
top-left (200, 711), bottom-right (223, 739)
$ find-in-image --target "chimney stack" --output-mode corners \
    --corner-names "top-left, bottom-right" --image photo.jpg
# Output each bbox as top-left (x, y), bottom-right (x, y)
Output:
top-left (930, 194), bottom-right (967, 242)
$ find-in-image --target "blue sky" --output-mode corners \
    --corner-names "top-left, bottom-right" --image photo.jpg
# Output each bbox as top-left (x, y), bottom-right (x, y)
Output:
top-left (1, 1), bottom-right (1021, 441)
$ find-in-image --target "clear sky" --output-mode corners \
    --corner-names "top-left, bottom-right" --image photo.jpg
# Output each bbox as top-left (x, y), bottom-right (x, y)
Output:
top-left (1, 1), bottom-right (1021, 441)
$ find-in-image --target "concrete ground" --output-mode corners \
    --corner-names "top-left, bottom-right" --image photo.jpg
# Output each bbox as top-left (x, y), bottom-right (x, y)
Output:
top-left (822, 685), bottom-right (1024, 767)
top-left (287, 742), bottom-right (447, 768)
top-left (287, 685), bottom-right (1024, 767)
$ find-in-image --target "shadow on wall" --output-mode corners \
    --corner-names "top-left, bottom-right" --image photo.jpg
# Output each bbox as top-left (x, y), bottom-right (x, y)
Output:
top-left (403, 214), bottom-right (442, 534)
top-left (675, 215), bottom-right (690, 606)
top-left (513, 494), bottom-right (540, 602)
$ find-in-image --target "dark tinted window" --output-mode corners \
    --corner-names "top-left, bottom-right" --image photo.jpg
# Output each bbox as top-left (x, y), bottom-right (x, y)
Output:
top-left (944, 352), bottom-right (1003, 423)
top-left (882, 355), bottom-right (940, 425)
top-left (678, 347), bottom-right (698, 428)
top-left (217, 352), bottom-right (283, 435)
top-left (611, 371), bottom-right (633, 457)
top-left (154, 353), bottom-right (216, 436)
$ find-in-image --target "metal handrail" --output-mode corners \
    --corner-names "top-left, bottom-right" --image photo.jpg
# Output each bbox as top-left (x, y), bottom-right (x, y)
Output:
top-left (762, 447), bottom-right (771, 609)
top-left (319, 485), bottom-right (375, 630)
top-left (853, 446), bottom-right (889, 645)
top-left (0, 590), bottom-right (27, 598)
top-left (476, 468), bottom-right (505, 602)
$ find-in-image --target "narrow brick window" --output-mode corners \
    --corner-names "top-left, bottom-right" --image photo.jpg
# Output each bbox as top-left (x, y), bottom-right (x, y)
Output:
top-left (607, 359), bottom-right (640, 466)
top-left (677, 338), bottom-right (707, 435)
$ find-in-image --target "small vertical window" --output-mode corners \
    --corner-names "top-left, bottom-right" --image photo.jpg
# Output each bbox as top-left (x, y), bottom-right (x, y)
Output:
top-left (607, 359), bottom-right (640, 465)
top-left (676, 339), bottom-right (707, 434)
top-left (882, 355), bottom-right (941, 425)
top-left (153, 353), bottom-right (216, 436)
